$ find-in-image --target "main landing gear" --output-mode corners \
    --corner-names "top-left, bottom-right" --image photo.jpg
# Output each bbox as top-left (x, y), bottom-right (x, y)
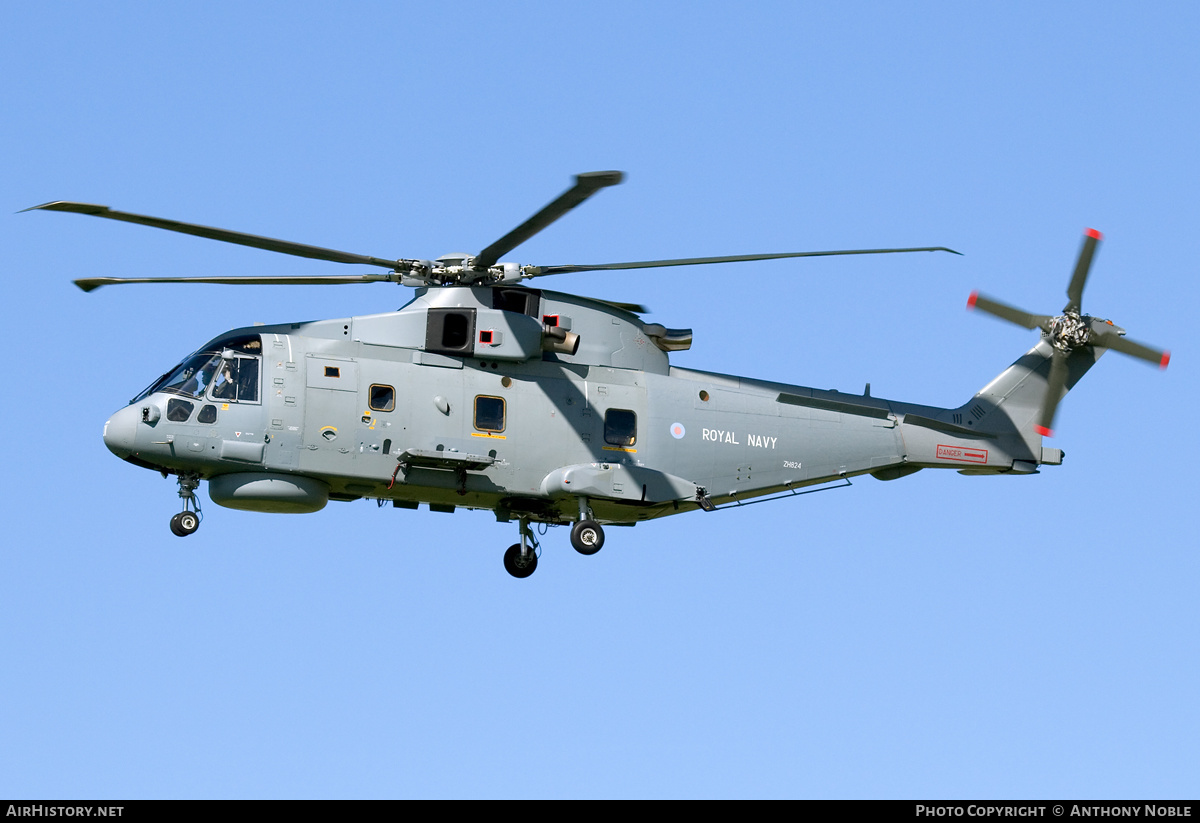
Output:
top-left (570, 520), bottom-right (605, 554)
top-left (169, 472), bottom-right (202, 537)
top-left (502, 499), bottom-right (608, 578)
top-left (570, 498), bottom-right (605, 555)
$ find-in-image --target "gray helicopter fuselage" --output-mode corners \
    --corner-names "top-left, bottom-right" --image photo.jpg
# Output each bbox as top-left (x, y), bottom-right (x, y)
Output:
top-left (103, 284), bottom-right (1079, 526)
top-left (37, 174), bottom-right (1165, 574)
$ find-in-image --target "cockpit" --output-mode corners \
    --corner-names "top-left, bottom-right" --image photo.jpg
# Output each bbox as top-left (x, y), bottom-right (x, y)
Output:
top-left (133, 334), bottom-right (262, 405)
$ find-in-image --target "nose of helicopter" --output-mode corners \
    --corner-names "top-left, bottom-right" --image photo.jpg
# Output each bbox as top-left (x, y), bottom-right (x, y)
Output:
top-left (103, 405), bottom-right (140, 459)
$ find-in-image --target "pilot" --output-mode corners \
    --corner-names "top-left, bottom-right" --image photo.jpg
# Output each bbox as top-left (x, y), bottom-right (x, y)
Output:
top-left (182, 357), bottom-right (217, 397)
top-left (212, 360), bottom-right (238, 400)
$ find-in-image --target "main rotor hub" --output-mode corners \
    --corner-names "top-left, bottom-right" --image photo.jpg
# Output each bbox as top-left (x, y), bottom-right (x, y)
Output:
top-left (1046, 312), bottom-right (1091, 352)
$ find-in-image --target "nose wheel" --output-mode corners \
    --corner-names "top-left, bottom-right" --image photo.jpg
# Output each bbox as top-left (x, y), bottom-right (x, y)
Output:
top-left (170, 511), bottom-right (200, 536)
top-left (503, 518), bottom-right (539, 578)
top-left (169, 472), bottom-right (202, 537)
top-left (503, 543), bottom-right (538, 578)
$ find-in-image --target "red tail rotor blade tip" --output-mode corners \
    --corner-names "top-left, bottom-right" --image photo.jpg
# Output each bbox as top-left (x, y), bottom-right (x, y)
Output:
top-left (1034, 424), bottom-right (1054, 437)
top-left (967, 290), bottom-right (979, 309)
top-left (1160, 351), bottom-right (1171, 369)
top-left (1085, 228), bottom-right (1103, 240)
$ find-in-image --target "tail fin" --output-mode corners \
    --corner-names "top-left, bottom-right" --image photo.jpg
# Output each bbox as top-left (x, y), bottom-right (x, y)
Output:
top-left (958, 339), bottom-right (1105, 452)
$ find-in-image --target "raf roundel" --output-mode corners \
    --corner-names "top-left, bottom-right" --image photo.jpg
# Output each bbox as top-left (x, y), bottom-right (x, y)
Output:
top-left (670, 422), bottom-right (686, 439)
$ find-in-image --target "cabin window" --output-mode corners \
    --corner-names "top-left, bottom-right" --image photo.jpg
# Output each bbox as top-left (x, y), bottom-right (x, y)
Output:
top-left (167, 399), bottom-right (194, 422)
top-left (604, 409), bottom-right (637, 447)
top-left (474, 395), bottom-right (506, 432)
top-left (197, 404), bottom-right (217, 424)
top-left (369, 384), bottom-right (395, 412)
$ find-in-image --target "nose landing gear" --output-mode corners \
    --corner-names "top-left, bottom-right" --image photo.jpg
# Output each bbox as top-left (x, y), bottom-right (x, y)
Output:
top-left (169, 472), bottom-right (202, 537)
top-left (503, 518), bottom-right (539, 578)
top-left (170, 510), bottom-right (199, 536)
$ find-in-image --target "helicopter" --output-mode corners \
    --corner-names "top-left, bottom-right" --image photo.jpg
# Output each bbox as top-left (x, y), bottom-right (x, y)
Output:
top-left (28, 171), bottom-right (1169, 577)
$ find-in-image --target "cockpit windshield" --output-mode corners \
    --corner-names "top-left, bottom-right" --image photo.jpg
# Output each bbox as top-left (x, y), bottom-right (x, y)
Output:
top-left (132, 334), bottom-right (262, 404)
top-left (164, 353), bottom-right (222, 398)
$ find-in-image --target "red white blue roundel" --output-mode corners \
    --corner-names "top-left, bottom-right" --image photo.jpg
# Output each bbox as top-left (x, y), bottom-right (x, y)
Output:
top-left (670, 422), bottom-right (686, 439)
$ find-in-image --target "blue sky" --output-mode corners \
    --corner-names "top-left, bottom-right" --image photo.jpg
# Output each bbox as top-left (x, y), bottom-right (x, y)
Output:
top-left (2, 1), bottom-right (1197, 798)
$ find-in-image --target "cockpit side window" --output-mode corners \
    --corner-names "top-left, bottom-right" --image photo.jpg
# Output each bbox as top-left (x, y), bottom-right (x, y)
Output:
top-left (209, 357), bottom-right (260, 403)
top-left (237, 358), bottom-right (259, 403)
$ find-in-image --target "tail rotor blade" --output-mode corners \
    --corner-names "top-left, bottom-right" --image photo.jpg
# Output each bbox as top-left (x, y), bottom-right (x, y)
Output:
top-left (1035, 348), bottom-right (1070, 436)
top-left (1064, 228), bottom-right (1102, 314)
top-left (968, 291), bottom-right (1052, 330)
top-left (1091, 328), bottom-right (1171, 368)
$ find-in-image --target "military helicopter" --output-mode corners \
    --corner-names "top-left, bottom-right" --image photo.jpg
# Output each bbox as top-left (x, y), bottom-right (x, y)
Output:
top-left (28, 172), bottom-right (1169, 577)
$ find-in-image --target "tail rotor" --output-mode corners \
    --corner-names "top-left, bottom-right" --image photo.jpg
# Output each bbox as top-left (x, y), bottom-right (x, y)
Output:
top-left (968, 228), bottom-right (1170, 436)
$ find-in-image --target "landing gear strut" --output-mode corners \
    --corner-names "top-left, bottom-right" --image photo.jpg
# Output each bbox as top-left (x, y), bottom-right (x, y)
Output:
top-left (570, 497), bottom-right (604, 555)
top-left (503, 518), bottom-right (538, 578)
top-left (169, 472), bottom-right (202, 537)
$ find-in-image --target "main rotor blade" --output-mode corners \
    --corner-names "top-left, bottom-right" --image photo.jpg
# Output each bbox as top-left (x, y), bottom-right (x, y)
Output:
top-left (1064, 228), bottom-right (1102, 314)
top-left (1090, 328), bottom-right (1171, 368)
top-left (1035, 348), bottom-right (1070, 437)
top-left (527, 246), bottom-right (961, 277)
top-left (74, 273), bottom-right (400, 292)
top-left (967, 292), bottom-right (1052, 330)
top-left (25, 201), bottom-right (400, 269)
top-left (473, 171), bottom-right (624, 270)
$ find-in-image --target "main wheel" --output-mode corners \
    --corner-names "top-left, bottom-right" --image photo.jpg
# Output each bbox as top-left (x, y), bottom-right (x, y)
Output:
top-left (570, 520), bottom-right (605, 555)
top-left (503, 543), bottom-right (538, 578)
top-left (170, 511), bottom-right (200, 537)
